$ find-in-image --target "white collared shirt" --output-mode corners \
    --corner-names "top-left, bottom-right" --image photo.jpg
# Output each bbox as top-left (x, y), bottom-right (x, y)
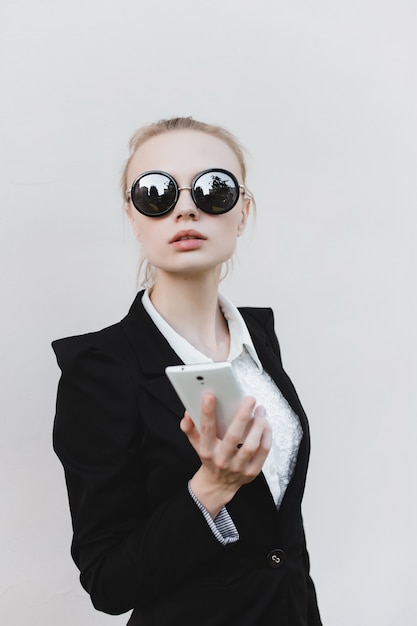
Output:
top-left (142, 290), bottom-right (263, 370)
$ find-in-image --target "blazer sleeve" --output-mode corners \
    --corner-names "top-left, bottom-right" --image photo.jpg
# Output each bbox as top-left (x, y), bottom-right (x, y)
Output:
top-left (52, 334), bottom-right (225, 615)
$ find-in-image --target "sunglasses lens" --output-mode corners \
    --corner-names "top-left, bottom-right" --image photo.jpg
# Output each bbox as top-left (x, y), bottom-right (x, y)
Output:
top-left (131, 173), bottom-right (176, 216)
top-left (193, 170), bottom-right (239, 214)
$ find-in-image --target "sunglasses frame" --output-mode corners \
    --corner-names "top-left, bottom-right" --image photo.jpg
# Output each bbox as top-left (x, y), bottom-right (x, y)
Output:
top-left (127, 168), bottom-right (245, 217)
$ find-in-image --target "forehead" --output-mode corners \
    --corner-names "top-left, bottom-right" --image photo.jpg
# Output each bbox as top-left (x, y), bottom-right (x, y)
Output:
top-left (127, 129), bottom-right (243, 183)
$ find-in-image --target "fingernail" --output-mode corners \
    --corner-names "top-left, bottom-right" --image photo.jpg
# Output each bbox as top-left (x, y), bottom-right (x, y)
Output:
top-left (255, 405), bottom-right (266, 417)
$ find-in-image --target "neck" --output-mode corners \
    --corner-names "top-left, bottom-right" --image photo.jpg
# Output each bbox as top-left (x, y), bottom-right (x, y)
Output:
top-left (149, 269), bottom-right (230, 360)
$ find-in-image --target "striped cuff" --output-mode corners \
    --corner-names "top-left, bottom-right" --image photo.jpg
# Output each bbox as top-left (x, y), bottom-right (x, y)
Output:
top-left (187, 482), bottom-right (239, 545)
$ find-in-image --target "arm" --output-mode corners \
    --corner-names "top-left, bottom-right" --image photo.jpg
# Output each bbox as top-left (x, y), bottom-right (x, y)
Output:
top-left (53, 337), bottom-right (230, 614)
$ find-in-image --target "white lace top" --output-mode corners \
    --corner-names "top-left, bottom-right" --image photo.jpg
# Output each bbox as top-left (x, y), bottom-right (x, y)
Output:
top-left (232, 349), bottom-right (302, 506)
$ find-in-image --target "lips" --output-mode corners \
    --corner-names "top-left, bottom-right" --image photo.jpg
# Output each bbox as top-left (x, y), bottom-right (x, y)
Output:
top-left (170, 230), bottom-right (207, 243)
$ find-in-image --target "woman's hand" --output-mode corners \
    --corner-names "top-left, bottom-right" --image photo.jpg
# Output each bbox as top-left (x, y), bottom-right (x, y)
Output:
top-left (180, 393), bottom-right (272, 518)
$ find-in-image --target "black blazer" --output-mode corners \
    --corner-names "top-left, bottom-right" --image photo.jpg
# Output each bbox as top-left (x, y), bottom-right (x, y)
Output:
top-left (53, 291), bottom-right (322, 626)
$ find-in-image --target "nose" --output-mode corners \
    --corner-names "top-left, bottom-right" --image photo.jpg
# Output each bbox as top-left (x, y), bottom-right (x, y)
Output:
top-left (172, 187), bottom-right (199, 221)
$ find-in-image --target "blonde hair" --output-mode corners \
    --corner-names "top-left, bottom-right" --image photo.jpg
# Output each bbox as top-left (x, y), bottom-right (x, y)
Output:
top-left (121, 116), bottom-right (254, 287)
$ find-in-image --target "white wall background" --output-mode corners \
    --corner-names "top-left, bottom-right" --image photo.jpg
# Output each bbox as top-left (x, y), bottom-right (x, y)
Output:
top-left (1, 1), bottom-right (416, 624)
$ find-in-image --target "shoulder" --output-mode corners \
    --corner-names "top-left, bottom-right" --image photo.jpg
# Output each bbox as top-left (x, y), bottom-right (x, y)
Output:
top-left (238, 306), bottom-right (283, 362)
top-left (238, 306), bottom-right (276, 335)
top-left (52, 322), bottom-right (129, 372)
top-left (52, 291), bottom-right (147, 372)
top-left (238, 306), bottom-right (274, 324)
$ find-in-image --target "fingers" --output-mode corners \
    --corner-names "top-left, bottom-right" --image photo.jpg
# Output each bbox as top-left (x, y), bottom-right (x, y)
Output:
top-left (221, 396), bottom-right (257, 450)
top-left (240, 406), bottom-right (272, 469)
top-left (181, 395), bottom-right (271, 486)
top-left (199, 393), bottom-right (217, 436)
top-left (180, 411), bottom-right (195, 434)
top-left (214, 401), bottom-right (270, 475)
top-left (180, 411), bottom-right (201, 454)
top-left (237, 405), bottom-right (270, 454)
top-left (181, 393), bottom-right (218, 453)
top-left (198, 393), bottom-right (222, 460)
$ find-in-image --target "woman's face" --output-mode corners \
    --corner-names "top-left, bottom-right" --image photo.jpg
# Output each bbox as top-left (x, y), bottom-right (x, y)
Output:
top-left (125, 130), bottom-right (250, 280)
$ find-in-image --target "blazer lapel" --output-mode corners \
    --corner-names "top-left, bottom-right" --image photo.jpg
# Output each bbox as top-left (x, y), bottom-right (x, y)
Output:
top-left (240, 309), bottom-right (311, 508)
top-left (120, 290), bottom-right (186, 418)
top-left (240, 309), bottom-right (309, 427)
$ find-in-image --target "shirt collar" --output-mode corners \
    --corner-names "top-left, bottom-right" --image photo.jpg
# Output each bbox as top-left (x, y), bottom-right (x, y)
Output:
top-left (142, 290), bottom-right (263, 371)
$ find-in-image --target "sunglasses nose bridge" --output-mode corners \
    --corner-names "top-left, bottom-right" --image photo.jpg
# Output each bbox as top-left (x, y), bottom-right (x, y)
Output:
top-left (176, 186), bottom-right (193, 203)
top-left (173, 185), bottom-right (199, 215)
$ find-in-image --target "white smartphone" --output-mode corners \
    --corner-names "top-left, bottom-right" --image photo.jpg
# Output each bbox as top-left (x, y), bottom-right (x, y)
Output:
top-left (165, 362), bottom-right (246, 438)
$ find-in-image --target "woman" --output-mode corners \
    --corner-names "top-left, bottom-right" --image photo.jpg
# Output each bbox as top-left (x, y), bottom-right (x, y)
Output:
top-left (53, 117), bottom-right (322, 625)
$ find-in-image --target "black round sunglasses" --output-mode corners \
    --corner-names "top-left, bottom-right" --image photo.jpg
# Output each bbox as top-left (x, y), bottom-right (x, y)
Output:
top-left (127, 168), bottom-right (246, 217)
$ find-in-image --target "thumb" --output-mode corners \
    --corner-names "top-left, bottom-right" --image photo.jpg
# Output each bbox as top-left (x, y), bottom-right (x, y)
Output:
top-left (180, 411), bottom-right (200, 448)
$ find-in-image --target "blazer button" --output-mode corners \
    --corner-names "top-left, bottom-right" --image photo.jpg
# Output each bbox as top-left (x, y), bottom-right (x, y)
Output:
top-left (266, 549), bottom-right (286, 569)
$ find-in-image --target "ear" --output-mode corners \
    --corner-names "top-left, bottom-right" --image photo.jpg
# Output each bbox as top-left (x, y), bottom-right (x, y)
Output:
top-left (126, 203), bottom-right (142, 241)
top-left (237, 198), bottom-right (250, 236)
